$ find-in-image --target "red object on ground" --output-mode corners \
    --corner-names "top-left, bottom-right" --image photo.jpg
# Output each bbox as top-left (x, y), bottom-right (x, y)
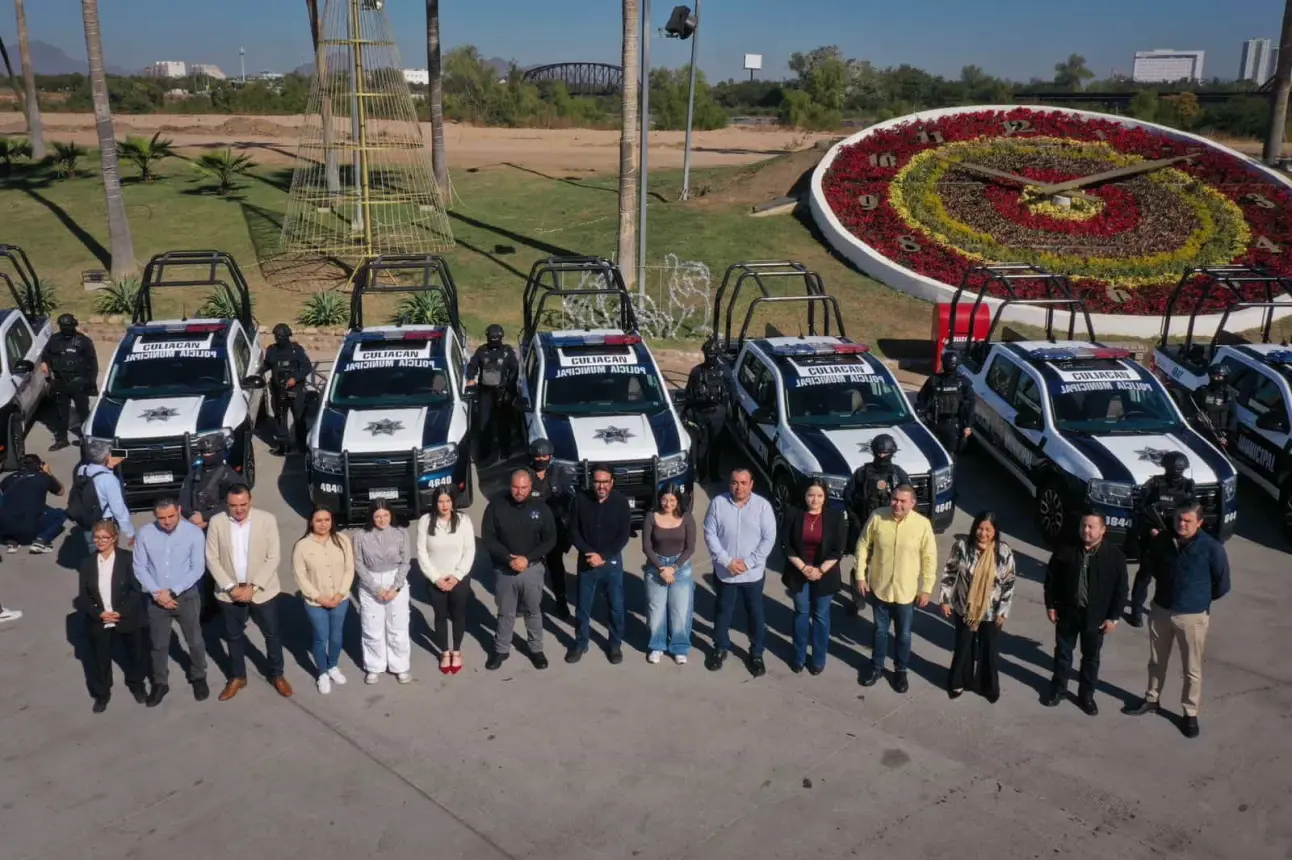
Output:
top-left (931, 302), bottom-right (991, 373)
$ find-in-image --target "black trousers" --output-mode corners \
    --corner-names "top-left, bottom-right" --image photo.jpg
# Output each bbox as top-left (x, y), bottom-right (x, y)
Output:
top-left (947, 612), bottom-right (1000, 698)
top-left (426, 577), bottom-right (471, 651)
top-left (1130, 566), bottom-right (1152, 616)
top-left (475, 391), bottom-right (514, 462)
top-left (86, 623), bottom-right (147, 699)
top-left (221, 596), bottom-right (285, 680)
top-left (1051, 610), bottom-right (1105, 696)
top-left (53, 384), bottom-right (92, 441)
top-left (271, 387), bottom-right (307, 450)
top-left (691, 407), bottom-right (724, 481)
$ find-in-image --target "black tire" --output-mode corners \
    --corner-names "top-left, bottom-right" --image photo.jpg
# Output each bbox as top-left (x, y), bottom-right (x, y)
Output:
top-left (4, 410), bottom-right (24, 471)
top-left (242, 437), bottom-right (257, 490)
top-left (458, 469), bottom-right (474, 509)
top-left (1280, 483), bottom-right (1292, 545)
top-left (1036, 478), bottom-right (1068, 547)
top-left (771, 468), bottom-right (796, 519)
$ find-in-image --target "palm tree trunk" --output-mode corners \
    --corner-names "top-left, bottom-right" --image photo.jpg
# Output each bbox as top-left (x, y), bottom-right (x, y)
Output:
top-left (1265, 0), bottom-right (1292, 164)
top-left (426, 0), bottom-right (449, 198)
top-left (307, 0), bottom-right (341, 195)
top-left (15, 0), bottom-right (45, 159)
top-left (81, 0), bottom-right (135, 279)
top-left (617, 0), bottom-right (641, 292)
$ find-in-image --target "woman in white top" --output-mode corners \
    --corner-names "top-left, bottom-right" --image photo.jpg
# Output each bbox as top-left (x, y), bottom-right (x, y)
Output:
top-left (77, 519), bottom-right (148, 712)
top-left (416, 487), bottom-right (475, 675)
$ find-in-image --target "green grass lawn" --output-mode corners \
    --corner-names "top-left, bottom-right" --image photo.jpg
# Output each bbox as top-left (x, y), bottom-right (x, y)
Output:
top-left (0, 149), bottom-right (933, 352)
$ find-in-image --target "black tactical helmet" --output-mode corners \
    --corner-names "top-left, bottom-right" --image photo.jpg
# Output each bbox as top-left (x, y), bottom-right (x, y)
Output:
top-left (486, 324), bottom-right (504, 346)
top-left (1208, 364), bottom-right (1229, 384)
top-left (272, 323), bottom-right (292, 342)
top-left (701, 339), bottom-right (721, 361)
top-left (57, 313), bottom-right (78, 333)
top-left (941, 350), bottom-right (961, 373)
top-left (871, 434), bottom-right (898, 457)
top-left (195, 434), bottom-right (227, 456)
top-left (529, 437), bottom-right (553, 458)
top-left (1162, 450), bottom-right (1189, 478)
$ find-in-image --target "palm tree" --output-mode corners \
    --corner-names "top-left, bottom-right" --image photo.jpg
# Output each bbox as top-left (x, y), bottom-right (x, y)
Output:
top-left (196, 149), bottom-right (256, 196)
top-left (15, 0), bottom-right (45, 159)
top-left (81, 0), bottom-right (135, 279)
top-left (117, 132), bottom-right (176, 181)
top-left (1265, 0), bottom-right (1292, 165)
top-left (617, 0), bottom-right (641, 292)
top-left (426, 0), bottom-right (449, 196)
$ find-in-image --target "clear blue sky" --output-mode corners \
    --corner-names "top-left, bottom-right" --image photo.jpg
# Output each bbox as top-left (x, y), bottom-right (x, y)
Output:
top-left (1, 0), bottom-right (1285, 84)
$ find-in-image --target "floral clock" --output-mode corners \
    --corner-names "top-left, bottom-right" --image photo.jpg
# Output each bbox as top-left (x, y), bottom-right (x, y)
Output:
top-left (811, 106), bottom-right (1292, 327)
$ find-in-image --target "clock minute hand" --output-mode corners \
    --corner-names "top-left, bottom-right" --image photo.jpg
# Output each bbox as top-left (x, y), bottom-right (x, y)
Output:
top-left (933, 155), bottom-right (1099, 202)
top-left (1035, 153), bottom-right (1198, 196)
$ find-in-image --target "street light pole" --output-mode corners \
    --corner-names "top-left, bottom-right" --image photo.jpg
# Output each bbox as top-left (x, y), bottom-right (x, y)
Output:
top-left (637, 0), bottom-right (651, 297)
top-left (680, 0), bottom-right (700, 202)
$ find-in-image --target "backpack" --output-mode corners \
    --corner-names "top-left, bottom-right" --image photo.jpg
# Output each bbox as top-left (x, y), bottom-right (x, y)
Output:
top-left (67, 468), bottom-right (106, 529)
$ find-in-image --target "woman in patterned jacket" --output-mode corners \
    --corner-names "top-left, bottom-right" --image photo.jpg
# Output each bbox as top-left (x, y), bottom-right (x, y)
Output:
top-left (938, 510), bottom-right (1016, 703)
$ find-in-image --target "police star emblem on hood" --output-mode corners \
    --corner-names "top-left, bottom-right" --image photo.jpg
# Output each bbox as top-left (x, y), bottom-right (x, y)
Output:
top-left (365, 419), bottom-right (404, 436)
top-left (594, 425), bottom-right (634, 444)
top-left (141, 406), bottom-right (180, 422)
top-left (1134, 447), bottom-right (1170, 465)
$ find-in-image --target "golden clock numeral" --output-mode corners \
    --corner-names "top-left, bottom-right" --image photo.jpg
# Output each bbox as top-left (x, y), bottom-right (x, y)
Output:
top-left (1255, 236), bottom-right (1283, 254)
top-left (1105, 286), bottom-right (1131, 304)
top-left (1244, 193), bottom-right (1277, 210)
top-left (898, 235), bottom-right (921, 253)
top-left (916, 129), bottom-right (944, 145)
top-left (869, 152), bottom-right (898, 168)
top-left (858, 194), bottom-right (880, 210)
top-left (1002, 119), bottom-right (1032, 135)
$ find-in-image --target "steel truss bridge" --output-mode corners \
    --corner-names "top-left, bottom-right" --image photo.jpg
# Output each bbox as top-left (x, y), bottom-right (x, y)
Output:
top-left (521, 63), bottom-right (623, 96)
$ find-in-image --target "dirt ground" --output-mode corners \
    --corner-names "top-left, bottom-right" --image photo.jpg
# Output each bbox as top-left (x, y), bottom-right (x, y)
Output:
top-left (0, 112), bottom-right (834, 173)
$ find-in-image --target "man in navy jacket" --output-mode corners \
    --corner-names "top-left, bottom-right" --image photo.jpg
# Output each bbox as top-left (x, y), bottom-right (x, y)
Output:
top-left (1124, 501), bottom-right (1230, 739)
top-left (565, 466), bottom-right (632, 665)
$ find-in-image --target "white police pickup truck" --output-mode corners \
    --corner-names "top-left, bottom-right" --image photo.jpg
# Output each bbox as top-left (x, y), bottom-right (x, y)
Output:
top-left (720, 335), bottom-right (956, 529)
top-left (0, 245), bottom-right (53, 469)
top-left (961, 341), bottom-right (1237, 548)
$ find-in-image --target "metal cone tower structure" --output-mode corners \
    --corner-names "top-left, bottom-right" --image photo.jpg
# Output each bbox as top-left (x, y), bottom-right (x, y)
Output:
top-left (279, 0), bottom-right (453, 266)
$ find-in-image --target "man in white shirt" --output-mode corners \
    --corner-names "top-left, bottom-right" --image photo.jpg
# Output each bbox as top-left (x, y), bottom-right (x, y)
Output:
top-left (204, 485), bottom-right (291, 701)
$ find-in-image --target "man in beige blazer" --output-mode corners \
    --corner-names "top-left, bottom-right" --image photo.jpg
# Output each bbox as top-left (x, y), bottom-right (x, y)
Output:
top-left (205, 484), bottom-right (292, 700)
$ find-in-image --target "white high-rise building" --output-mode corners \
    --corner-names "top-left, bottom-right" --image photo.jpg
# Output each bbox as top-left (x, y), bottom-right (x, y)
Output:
top-left (1131, 49), bottom-right (1205, 84)
top-left (147, 60), bottom-right (188, 79)
top-left (403, 68), bottom-right (430, 86)
top-left (1240, 38), bottom-right (1275, 85)
top-left (189, 63), bottom-right (226, 81)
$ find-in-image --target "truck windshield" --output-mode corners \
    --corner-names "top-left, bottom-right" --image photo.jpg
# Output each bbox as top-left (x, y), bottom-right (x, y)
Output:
top-left (331, 344), bottom-right (452, 409)
top-left (785, 375), bottom-right (912, 427)
top-left (544, 368), bottom-right (669, 416)
top-left (1049, 379), bottom-right (1182, 434)
top-left (106, 336), bottom-right (230, 398)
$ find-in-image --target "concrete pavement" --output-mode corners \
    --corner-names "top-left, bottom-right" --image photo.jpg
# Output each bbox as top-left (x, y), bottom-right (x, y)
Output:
top-left (0, 420), bottom-right (1289, 860)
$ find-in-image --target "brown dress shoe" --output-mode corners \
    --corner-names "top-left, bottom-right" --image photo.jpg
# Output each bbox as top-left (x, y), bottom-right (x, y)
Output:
top-left (271, 676), bottom-right (294, 698)
top-left (218, 678), bottom-right (247, 702)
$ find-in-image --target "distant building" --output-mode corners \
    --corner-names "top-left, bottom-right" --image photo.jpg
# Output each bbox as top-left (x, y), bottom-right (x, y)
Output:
top-left (403, 68), bottom-right (430, 86)
top-left (189, 63), bottom-right (226, 81)
top-left (1131, 49), bottom-right (1205, 84)
top-left (146, 60), bottom-right (188, 79)
top-left (253, 71), bottom-right (284, 81)
top-left (1240, 39), bottom-right (1276, 85)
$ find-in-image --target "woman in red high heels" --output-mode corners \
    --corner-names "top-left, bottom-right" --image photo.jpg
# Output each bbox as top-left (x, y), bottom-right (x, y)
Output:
top-left (416, 487), bottom-right (475, 674)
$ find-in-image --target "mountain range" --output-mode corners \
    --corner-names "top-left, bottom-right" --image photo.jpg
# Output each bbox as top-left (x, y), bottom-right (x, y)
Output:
top-left (18, 39), bottom-right (132, 76)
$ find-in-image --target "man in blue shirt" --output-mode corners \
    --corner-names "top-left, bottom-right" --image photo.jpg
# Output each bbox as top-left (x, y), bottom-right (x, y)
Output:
top-left (73, 441), bottom-right (135, 552)
top-left (1124, 501), bottom-right (1230, 738)
top-left (703, 468), bottom-right (777, 677)
top-left (133, 497), bottom-right (208, 707)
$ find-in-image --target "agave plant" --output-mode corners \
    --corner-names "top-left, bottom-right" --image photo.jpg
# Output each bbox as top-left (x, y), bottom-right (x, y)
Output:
top-left (194, 148), bottom-right (255, 196)
top-left (116, 132), bottom-right (176, 181)
top-left (197, 287), bottom-right (249, 320)
top-left (390, 291), bottom-right (448, 326)
top-left (51, 141), bottom-right (86, 179)
top-left (0, 137), bottom-right (33, 173)
top-left (298, 290), bottom-right (348, 327)
top-left (29, 278), bottom-right (58, 315)
top-left (93, 276), bottom-right (142, 315)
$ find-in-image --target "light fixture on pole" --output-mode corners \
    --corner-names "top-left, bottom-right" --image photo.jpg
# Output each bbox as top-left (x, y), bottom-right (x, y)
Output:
top-left (664, 4), bottom-right (700, 202)
top-left (638, 0), bottom-right (652, 297)
top-left (239, 47), bottom-right (246, 83)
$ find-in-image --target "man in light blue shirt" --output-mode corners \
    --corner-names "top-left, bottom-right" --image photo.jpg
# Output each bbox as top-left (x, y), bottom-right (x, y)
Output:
top-left (133, 497), bottom-right (208, 707)
top-left (74, 441), bottom-right (135, 550)
top-left (703, 467), bottom-right (777, 677)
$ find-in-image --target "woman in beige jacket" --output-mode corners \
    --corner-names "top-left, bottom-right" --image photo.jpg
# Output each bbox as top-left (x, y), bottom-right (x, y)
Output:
top-left (292, 507), bottom-right (355, 694)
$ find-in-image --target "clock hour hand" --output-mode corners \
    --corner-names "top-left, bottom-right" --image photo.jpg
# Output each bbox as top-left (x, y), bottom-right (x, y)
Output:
top-left (1034, 153), bottom-right (1198, 196)
top-left (934, 155), bottom-right (1099, 202)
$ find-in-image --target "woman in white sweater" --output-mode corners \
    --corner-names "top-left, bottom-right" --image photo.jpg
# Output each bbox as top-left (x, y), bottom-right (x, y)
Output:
top-left (416, 488), bottom-right (476, 674)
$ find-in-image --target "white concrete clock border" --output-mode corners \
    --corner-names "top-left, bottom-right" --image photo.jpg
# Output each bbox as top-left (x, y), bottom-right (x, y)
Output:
top-left (808, 104), bottom-right (1292, 339)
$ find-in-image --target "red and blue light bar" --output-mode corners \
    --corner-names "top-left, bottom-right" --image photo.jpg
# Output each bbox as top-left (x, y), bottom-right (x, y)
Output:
top-left (1263, 349), bottom-right (1292, 364)
top-left (1030, 346), bottom-right (1131, 361)
top-left (129, 322), bottom-right (226, 335)
top-left (771, 339), bottom-right (871, 357)
top-left (550, 333), bottom-right (642, 347)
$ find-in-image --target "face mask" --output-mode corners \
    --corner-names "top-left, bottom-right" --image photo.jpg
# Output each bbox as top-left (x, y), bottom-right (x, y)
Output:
top-left (531, 457), bottom-right (550, 472)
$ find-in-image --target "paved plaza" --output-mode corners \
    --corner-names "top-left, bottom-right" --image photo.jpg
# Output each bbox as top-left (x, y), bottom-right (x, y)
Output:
top-left (0, 422), bottom-right (1289, 860)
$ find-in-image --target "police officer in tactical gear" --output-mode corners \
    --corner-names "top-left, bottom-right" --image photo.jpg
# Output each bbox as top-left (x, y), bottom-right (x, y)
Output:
top-left (260, 323), bottom-right (312, 455)
top-left (916, 350), bottom-right (974, 455)
top-left (1128, 451), bottom-right (1196, 627)
top-left (467, 324), bottom-right (520, 465)
top-left (41, 313), bottom-right (99, 452)
top-left (527, 437), bottom-right (573, 619)
top-left (179, 433), bottom-right (240, 624)
top-left (1190, 364), bottom-right (1235, 450)
top-left (842, 434), bottom-right (912, 616)
top-left (684, 340), bottom-right (729, 482)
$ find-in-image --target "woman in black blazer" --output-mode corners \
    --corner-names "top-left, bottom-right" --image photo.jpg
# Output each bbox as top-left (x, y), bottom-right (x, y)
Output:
top-left (78, 520), bottom-right (148, 713)
top-left (782, 479), bottom-right (847, 675)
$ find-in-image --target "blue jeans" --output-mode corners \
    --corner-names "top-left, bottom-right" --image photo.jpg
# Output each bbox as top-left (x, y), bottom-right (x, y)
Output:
top-left (644, 556), bottom-right (694, 656)
top-left (714, 577), bottom-right (766, 659)
top-left (574, 555), bottom-right (624, 651)
top-left (35, 508), bottom-right (67, 544)
top-left (871, 597), bottom-right (914, 672)
top-left (793, 588), bottom-right (834, 668)
top-left (304, 600), bottom-right (349, 674)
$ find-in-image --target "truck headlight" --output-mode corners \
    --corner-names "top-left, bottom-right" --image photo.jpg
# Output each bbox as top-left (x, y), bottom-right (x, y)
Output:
top-left (658, 452), bottom-right (688, 480)
top-left (1087, 479), bottom-right (1134, 507)
top-left (811, 473), bottom-right (849, 500)
top-left (419, 443), bottom-right (458, 472)
top-left (311, 449), bottom-right (343, 473)
top-left (1222, 475), bottom-right (1237, 502)
top-left (933, 466), bottom-right (954, 495)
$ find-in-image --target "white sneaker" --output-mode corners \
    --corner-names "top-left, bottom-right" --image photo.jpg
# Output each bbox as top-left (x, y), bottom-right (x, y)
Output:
top-left (396, 672), bottom-right (412, 684)
top-left (0, 608), bottom-right (22, 624)
top-left (364, 673), bottom-right (379, 685)
top-left (327, 667), bottom-right (347, 685)
top-left (647, 651), bottom-right (662, 664)
top-left (674, 654), bottom-right (687, 665)
top-left (316, 674), bottom-right (332, 694)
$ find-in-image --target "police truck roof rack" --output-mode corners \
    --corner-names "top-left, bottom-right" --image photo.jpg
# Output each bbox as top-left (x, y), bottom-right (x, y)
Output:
top-left (132, 250), bottom-right (254, 330)
top-left (0, 244), bottom-right (45, 321)
top-left (1157, 265), bottom-right (1292, 370)
top-left (347, 253), bottom-right (463, 336)
top-left (946, 264), bottom-right (1095, 365)
top-left (520, 255), bottom-right (639, 345)
top-left (711, 260), bottom-right (829, 355)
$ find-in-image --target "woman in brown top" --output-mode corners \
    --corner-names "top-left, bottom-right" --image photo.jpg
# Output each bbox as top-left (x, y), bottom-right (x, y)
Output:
top-left (782, 480), bottom-right (847, 675)
top-left (292, 506), bottom-right (355, 695)
top-left (642, 484), bottom-right (696, 665)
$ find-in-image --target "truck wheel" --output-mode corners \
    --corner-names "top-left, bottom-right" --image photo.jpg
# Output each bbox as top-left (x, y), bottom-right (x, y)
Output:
top-left (3, 411), bottom-right (24, 471)
top-left (243, 438), bottom-right (257, 490)
top-left (1035, 478), bottom-right (1068, 547)
top-left (1281, 483), bottom-right (1292, 545)
top-left (458, 471), bottom-right (474, 509)
top-left (771, 469), bottom-right (795, 518)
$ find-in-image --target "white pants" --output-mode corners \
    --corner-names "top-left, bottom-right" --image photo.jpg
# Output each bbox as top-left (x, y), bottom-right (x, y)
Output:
top-left (358, 570), bottom-right (411, 674)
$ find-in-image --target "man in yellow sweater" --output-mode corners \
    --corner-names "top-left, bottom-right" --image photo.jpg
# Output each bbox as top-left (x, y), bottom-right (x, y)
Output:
top-left (854, 484), bottom-right (938, 693)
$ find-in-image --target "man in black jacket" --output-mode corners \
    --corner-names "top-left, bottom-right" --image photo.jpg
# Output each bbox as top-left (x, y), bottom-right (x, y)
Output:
top-left (179, 434), bottom-right (240, 623)
top-left (1043, 511), bottom-right (1128, 715)
top-left (260, 323), bottom-right (312, 455)
top-left (565, 466), bottom-right (632, 665)
top-left (482, 469), bottom-right (556, 671)
top-left (527, 438), bottom-right (572, 619)
top-left (467, 324), bottom-right (520, 465)
top-left (41, 313), bottom-right (99, 452)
